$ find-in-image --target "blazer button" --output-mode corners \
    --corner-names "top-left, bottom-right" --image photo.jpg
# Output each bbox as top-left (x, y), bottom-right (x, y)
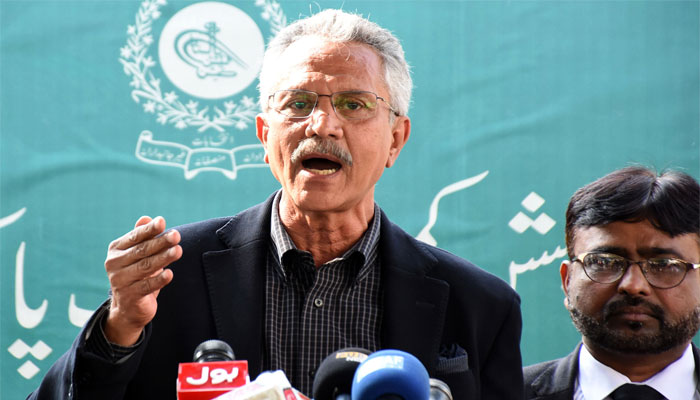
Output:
top-left (314, 298), bottom-right (324, 308)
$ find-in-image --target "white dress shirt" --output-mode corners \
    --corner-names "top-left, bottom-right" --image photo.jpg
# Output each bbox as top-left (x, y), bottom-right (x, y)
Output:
top-left (573, 343), bottom-right (699, 400)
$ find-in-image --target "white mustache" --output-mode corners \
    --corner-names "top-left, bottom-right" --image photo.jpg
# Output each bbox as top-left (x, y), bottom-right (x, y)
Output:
top-left (290, 137), bottom-right (353, 166)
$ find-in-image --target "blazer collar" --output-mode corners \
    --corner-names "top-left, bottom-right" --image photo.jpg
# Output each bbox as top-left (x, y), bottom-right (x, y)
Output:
top-left (201, 193), bottom-right (275, 376)
top-left (529, 344), bottom-right (580, 399)
top-left (378, 210), bottom-right (451, 372)
top-left (200, 194), bottom-right (452, 375)
top-left (531, 343), bottom-right (700, 398)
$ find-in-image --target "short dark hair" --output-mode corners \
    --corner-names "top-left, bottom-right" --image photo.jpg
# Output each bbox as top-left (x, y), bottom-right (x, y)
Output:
top-left (565, 166), bottom-right (700, 258)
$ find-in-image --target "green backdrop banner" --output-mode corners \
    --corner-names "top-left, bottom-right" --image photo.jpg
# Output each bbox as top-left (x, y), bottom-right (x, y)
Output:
top-left (2, 0), bottom-right (698, 397)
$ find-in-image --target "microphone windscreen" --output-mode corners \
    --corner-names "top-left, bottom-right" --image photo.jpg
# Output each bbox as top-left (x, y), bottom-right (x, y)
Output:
top-left (312, 348), bottom-right (371, 400)
top-left (351, 349), bottom-right (430, 400)
top-left (193, 339), bottom-right (236, 362)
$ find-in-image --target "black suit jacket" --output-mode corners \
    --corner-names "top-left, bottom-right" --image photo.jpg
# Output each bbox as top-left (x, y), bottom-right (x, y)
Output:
top-left (524, 343), bottom-right (700, 399)
top-left (29, 193), bottom-right (524, 400)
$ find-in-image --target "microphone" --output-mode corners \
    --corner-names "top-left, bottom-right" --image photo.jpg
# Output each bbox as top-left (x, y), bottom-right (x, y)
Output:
top-left (312, 348), bottom-right (371, 400)
top-left (429, 378), bottom-right (453, 400)
top-left (193, 340), bottom-right (236, 362)
top-left (351, 349), bottom-right (430, 400)
top-left (177, 339), bottom-right (249, 400)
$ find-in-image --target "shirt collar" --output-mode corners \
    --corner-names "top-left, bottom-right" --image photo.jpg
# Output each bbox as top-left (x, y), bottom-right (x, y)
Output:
top-left (269, 190), bottom-right (381, 274)
top-left (578, 342), bottom-right (697, 400)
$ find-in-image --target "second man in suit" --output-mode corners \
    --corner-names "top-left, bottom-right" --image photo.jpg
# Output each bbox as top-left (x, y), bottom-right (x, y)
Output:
top-left (525, 166), bottom-right (700, 400)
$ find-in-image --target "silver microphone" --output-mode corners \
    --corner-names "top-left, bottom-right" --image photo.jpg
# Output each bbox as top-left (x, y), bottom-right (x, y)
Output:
top-left (429, 378), bottom-right (453, 400)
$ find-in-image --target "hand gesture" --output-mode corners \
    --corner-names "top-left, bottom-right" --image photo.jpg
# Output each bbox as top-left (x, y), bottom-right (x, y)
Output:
top-left (103, 216), bottom-right (182, 346)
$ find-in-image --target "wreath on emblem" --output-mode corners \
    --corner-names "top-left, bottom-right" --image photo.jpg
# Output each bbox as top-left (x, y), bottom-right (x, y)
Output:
top-left (119, 0), bottom-right (286, 134)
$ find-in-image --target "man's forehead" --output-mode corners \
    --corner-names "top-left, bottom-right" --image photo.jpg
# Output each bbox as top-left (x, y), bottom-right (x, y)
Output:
top-left (281, 36), bottom-right (379, 63)
top-left (274, 70), bottom-right (369, 91)
top-left (572, 221), bottom-right (700, 258)
top-left (270, 38), bottom-right (385, 91)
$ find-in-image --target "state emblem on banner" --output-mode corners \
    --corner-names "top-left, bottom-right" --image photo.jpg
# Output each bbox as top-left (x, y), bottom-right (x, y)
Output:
top-left (120, 0), bottom-right (286, 179)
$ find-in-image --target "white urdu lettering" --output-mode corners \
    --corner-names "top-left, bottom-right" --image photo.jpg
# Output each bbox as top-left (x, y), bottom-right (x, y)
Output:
top-left (210, 367), bottom-right (238, 385)
top-left (185, 366), bottom-right (209, 385)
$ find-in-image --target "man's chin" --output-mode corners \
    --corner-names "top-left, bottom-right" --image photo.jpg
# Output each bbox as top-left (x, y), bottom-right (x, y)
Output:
top-left (569, 306), bottom-right (700, 355)
top-left (588, 331), bottom-right (671, 355)
top-left (605, 317), bottom-right (659, 335)
top-left (283, 188), bottom-right (346, 213)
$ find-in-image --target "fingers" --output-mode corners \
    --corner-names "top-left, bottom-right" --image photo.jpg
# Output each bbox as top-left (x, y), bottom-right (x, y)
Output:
top-left (134, 215), bottom-right (153, 229)
top-left (108, 240), bottom-right (182, 289)
top-left (141, 268), bottom-right (174, 296)
top-left (123, 266), bottom-right (175, 300)
top-left (111, 216), bottom-right (166, 251)
top-left (105, 216), bottom-right (182, 291)
top-left (102, 217), bottom-right (181, 346)
top-left (108, 227), bottom-right (180, 269)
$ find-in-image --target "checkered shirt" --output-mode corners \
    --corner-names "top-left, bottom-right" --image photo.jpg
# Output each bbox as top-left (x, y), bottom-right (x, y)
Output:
top-left (263, 190), bottom-right (383, 395)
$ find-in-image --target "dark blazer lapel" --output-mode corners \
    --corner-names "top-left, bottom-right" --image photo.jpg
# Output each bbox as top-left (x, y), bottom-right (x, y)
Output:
top-left (201, 195), bottom-right (275, 376)
top-left (529, 343), bottom-right (699, 398)
top-left (531, 343), bottom-right (699, 397)
top-left (378, 211), bottom-right (450, 370)
top-left (528, 344), bottom-right (581, 399)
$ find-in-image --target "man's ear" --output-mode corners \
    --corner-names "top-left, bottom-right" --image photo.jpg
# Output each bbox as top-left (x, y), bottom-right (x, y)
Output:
top-left (256, 114), bottom-right (270, 164)
top-left (385, 116), bottom-right (411, 168)
top-left (560, 260), bottom-right (572, 300)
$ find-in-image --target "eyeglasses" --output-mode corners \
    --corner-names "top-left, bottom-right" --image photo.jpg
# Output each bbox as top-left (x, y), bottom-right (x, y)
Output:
top-left (268, 89), bottom-right (400, 121)
top-left (572, 251), bottom-right (700, 289)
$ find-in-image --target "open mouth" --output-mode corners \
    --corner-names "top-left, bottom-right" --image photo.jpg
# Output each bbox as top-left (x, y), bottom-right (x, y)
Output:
top-left (302, 157), bottom-right (342, 175)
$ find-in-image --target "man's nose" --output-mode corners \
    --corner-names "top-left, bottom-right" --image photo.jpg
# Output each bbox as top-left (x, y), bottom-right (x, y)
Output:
top-left (306, 97), bottom-right (343, 139)
top-left (617, 263), bottom-right (652, 296)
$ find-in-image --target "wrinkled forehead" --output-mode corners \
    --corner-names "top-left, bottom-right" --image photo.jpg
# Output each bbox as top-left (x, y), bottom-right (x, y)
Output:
top-left (270, 37), bottom-right (386, 93)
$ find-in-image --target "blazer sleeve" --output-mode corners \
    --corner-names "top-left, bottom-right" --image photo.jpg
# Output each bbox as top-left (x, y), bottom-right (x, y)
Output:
top-left (481, 293), bottom-right (525, 400)
top-left (26, 303), bottom-right (152, 400)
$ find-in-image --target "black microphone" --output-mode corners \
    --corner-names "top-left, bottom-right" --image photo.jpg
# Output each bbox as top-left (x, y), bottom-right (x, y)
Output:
top-left (176, 339), bottom-right (249, 400)
top-left (193, 339), bottom-right (236, 362)
top-left (312, 348), bottom-right (371, 400)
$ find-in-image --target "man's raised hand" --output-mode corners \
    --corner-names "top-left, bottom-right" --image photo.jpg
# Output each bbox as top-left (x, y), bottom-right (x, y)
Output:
top-left (103, 216), bottom-right (182, 346)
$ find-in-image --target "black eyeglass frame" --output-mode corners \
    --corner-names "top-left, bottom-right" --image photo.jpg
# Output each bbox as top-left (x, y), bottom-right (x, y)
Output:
top-left (571, 251), bottom-right (700, 289)
top-left (267, 89), bottom-right (400, 120)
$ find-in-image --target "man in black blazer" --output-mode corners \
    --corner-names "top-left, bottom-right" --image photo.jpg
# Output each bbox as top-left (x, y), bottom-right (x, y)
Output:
top-left (29, 9), bottom-right (523, 400)
top-left (524, 167), bottom-right (700, 399)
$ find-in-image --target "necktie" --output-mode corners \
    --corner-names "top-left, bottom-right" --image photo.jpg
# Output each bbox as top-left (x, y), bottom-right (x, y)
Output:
top-left (610, 383), bottom-right (665, 400)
